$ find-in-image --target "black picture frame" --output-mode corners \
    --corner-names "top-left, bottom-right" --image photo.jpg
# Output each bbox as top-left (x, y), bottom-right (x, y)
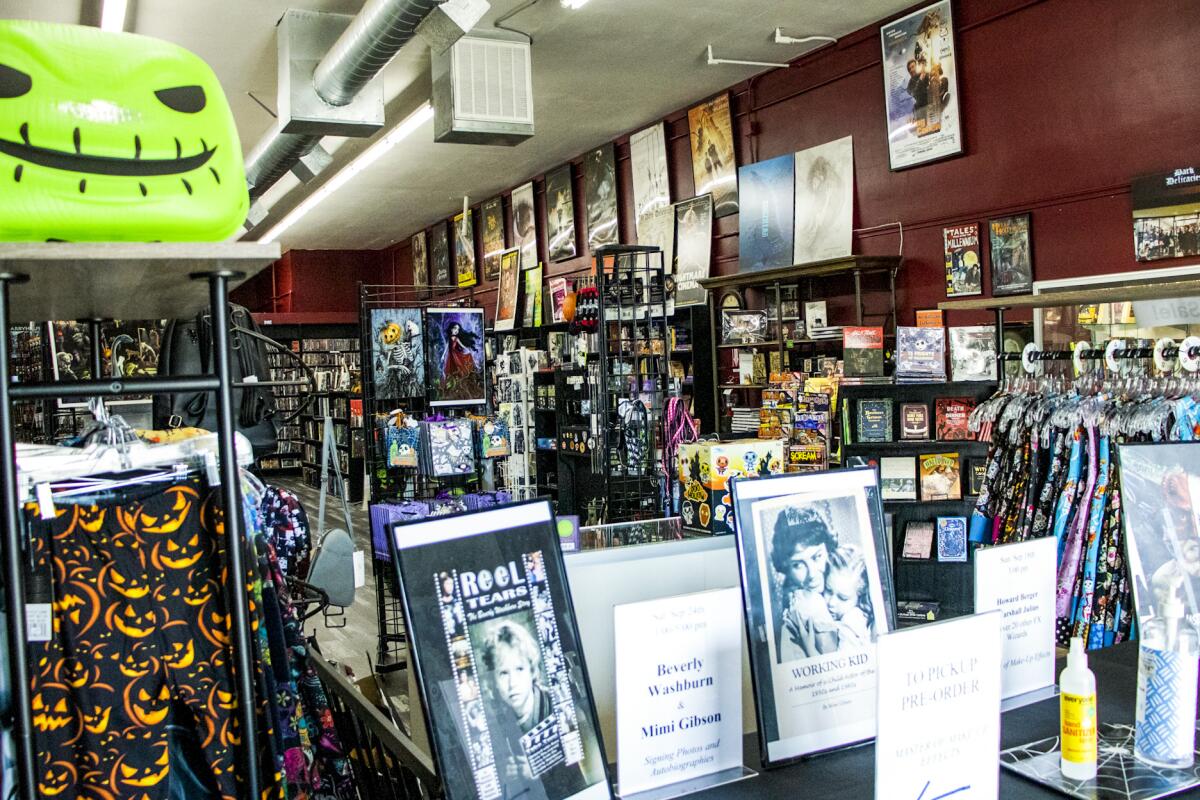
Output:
top-left (544, 165), bottom-right (578, 262)
top-left (988, 212), bottom-right (1034, 297)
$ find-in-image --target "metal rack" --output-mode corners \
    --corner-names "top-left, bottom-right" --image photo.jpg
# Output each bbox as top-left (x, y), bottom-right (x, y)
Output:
top-left (0, 242), bottom-right (279, 800)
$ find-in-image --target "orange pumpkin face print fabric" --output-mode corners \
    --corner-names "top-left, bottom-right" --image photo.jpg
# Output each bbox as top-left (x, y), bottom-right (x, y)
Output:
top-left (26, 479), bottom-right (245, 800)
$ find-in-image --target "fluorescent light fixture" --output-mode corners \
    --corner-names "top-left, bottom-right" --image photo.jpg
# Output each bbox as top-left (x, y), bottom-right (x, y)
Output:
top-left (561, 0), bottom-right (590, 8)
top-left (100, 0), bottom-right (128, 31)
top-left (259, 101), bottom-right (434, 245)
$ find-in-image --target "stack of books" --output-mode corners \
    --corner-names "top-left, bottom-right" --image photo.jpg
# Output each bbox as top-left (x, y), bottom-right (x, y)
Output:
top-left (730, 407), bottom-right (759, 435)
top-left (895, 326), bottom-right (946, 383)
top-left (806, 325), bottom-right (844, 341)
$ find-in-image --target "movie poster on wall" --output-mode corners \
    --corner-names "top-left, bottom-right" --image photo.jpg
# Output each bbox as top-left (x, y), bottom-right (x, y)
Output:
top-left (1132, 166), bottom-right (1200, 262)
top-left (674, 194), bottom-right (713, 307)
top-left (943, 223), bottom-right (983, 297)
top-left (731, 468), bottom-right (893, 765)
top-left (793, 136), bottom-right (854, 265)
top-left (880, 0), bottom-right (963, 170)
top-left (412, 230), bottom-right (429, 299)
top-left (370, 308), bottom-right (425, 400)
top-left (455, 211), bottom-right (477, 288)
top-left (545, 165), bottom-right (578, 262)
top-left (688, 93), bottom-right (738, 218)
top-left (426, 307), bottom-right (486, 407)
top-left (494, 249), bottom-right (521, 332)
top-left (389, 501), bottom-right (611, 800)
top-left (738, 154), bottom-right (795, 272)
top-left (481, 197), bottom-right (506, 281)
top-left (583, 144), bottom-right (619, 250)
top-left (430, 223), bottom-right (452, 294)
top-left (988, 214), bottom-right (1033, 296)
top-left (512, 181), bottom-right (539, 270)
top-left (629, 122), bottom-right (670, 237)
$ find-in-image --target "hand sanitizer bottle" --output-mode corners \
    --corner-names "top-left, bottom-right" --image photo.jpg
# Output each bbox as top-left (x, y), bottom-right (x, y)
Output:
top-left (1060, 637), bottom-right (1098, 780)
top-left (1135, 572), bottom-right (1199, 768)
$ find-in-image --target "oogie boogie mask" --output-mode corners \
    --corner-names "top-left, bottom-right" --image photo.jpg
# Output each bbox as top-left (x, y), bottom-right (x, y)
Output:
top-left (0, 20), bottom-right (248, 241)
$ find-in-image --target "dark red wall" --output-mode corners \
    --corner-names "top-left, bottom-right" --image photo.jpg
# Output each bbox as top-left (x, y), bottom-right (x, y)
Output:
top-left (235, 248), bottom-right (390, 314)
top-left (243, 0), bottom-right (1200, 324)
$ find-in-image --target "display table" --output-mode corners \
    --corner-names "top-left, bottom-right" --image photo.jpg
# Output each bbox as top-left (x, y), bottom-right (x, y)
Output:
top-left (683, 641), bottom-right (1195, 799)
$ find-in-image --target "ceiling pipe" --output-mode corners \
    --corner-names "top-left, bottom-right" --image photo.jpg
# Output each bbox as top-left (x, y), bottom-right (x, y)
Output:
top-left (245, 0), bottom-right (464, 199)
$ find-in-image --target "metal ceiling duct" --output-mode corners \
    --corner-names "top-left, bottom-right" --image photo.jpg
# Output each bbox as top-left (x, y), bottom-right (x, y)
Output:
top-left (245, 0), bottom-right (484, 200)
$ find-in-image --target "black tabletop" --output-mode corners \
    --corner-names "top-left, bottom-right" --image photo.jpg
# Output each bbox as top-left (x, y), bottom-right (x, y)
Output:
top-left (683, 641), bottom-right (1198, 799)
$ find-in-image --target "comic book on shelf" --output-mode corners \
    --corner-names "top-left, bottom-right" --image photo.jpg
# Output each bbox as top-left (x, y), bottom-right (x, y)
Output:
top-left (843, 326), bottom-right (885, 378)
top-left (934, 397), bottom-right (976, 441)
top-left (919, 452), bottom-right (962, 501)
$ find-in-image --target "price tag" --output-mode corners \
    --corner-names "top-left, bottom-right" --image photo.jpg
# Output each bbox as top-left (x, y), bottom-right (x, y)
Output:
top-left (26, 604), bottom-right (52, 642)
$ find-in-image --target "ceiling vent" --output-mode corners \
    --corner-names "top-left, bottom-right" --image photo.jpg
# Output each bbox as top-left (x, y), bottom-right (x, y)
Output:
top-left (432, 30), bottom-right (534, 145)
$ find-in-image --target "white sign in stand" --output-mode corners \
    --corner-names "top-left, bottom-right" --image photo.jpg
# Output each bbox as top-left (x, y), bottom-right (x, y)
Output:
top-left (875, 612), bottom-right (1002, 800)
top-left (973, 537), bottom-right (1058, 710)
top-left (613, 587), bottom-right (754, 799)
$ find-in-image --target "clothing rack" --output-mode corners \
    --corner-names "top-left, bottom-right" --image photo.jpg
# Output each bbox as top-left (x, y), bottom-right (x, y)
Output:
top-left (0, 242), bottom-right (279, 800)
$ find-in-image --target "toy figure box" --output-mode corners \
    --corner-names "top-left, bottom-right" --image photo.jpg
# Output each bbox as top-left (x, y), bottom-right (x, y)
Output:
top-left (677, 438), bottom-right (785, 535)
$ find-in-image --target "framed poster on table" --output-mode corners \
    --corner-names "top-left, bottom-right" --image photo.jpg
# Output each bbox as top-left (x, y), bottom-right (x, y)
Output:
top-left (388, 501), bottom-right (611, 800)
top-left (880, 0), bottom-right (963, 171)
top-left (730, 468), bottom-right (894, 766)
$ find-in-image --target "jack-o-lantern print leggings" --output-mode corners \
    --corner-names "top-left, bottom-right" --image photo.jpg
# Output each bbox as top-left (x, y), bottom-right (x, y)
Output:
top-left (24, 478), bottom-right (250, 800)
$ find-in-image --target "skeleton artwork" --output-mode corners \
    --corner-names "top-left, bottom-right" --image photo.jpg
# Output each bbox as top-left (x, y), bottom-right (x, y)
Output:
top-left (371, 309), bottom-right (424, 400)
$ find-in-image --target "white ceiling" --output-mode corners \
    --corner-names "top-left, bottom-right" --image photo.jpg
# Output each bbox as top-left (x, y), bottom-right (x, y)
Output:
top-left (2, 0), bottom-right (914, 250)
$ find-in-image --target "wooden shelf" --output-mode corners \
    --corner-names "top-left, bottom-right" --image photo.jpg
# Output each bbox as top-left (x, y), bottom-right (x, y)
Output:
top-left (718, 340), bottom-right (781, 349)
top-left (699, 255), bottom-right (901, 291)
top-left (719, 383), bottom-right (766, 389)
top-left (939, 277), bottom-right (1200, 312)
top-left (0, 241), bottom-right (279, 323)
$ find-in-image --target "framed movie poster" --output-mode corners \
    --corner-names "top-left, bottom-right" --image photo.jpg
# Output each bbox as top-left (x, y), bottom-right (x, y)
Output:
top-left (583, 145), bottom-right (619, 251)
top-left (455, 211), bottom-right (477, 288)
top-left (430, 222), bottom-right (452, 294)
top-left (629, 122), bottom-right (670, 237)
top-left (1132, 166), bottom-right (1200, 262)
top-left (1119, 442), bottom-right (1200, 628)
top-left (426, 307), bottom-right (486, 407)
top-left (793, 135), bottom-right (854, 265)
top-left (738, 154), bottom-right (794, 272)
top-left (389, 501), bottom-right (611, 800)
top-left (688, 93), bottom-right (738, 218)
top-left (988, 213), bottom-right (1033, 296)
top-left (370, 308), bottom-right (425, 399)
top-left (943, 223), bottom-right (982, 297)
top-left (481, 196), bottom-right (506, 281)
top-left (512, 181), bottom-right (539, 270)
top-left (544, 165), bottom-right (577, 262)
top-left (523, 265), bottom-right (543, 328)
top-left (674, 194), bottom-right (713, 307)
top-left (730, 468), bottom-right (894, 766)
top-left (494, 249), bottom-right (521, 332)
top-left (880, 0), bottom-right (963, 170)
top-left (412, 230), bottom-right (429, 300)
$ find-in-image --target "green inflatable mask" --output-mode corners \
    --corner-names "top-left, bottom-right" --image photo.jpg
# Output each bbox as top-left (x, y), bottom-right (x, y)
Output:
top-left (0, 20), bottom-right (248, 241)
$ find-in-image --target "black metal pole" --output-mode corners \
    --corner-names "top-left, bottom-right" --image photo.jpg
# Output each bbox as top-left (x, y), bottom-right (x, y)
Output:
top-left (86, 318), bottom-right (103, 379)
top-left (0, 272), bottom-right (36, 800)
top-left (200, 271), bottom-right (262, 799)
top-left (11, 375), bottom-right (221, 399)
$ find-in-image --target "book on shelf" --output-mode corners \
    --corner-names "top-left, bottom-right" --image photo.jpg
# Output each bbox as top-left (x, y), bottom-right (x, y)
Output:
top-left (915, 309), bottom-right (944, 328)
top-left (937, 516), bottom-right (968, 562)
top-left (919, 452), bottom-right (962, 501)
top-left (897, 599), bottom-right (942, 624)
top-left (935, 397), bottom-right (976, 441)
top-left (856, 398), bottom-right (893, 443)
top-left (880, 456), bottom-right (917, 501)
top-left (843, 326), bottom-right (885, 377)
top-left (900, 402), bottom-right (930, 440)
top-left (948, 325), bottom-right (998, 382)
top-left (895, 326), bottom-right (946, 381)
top-left (968, 459), bottom-right (987, 495)
top-left (901, 521), bottom-right (935, 559)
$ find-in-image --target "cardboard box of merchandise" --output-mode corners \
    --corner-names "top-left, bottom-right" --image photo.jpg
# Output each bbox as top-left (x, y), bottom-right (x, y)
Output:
top-left (677, 438), bottom-right (785, 535)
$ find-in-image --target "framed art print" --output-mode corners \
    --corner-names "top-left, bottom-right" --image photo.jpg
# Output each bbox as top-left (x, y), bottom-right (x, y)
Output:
top-left (494, 248), bottom-right (521, 332)
top-left (793, 136), bottom-right (854, 265)
top-left (989, 213), bottom-right (1033, 296)
top-left (430, 222), bottom-right (452, 295)
top-left (583, 144), bottom-right (619, 251)
top-left (730, 468), bottom-right (894, 766)
top-left (737, 154), bottom-right (794, 272)
top-left (544, 165), bottom-right (578, 262)
top-left (720, 309), bottom-right (769, 345)
top-left (426, 307), bottom-right (486, 407)
top-left (481, 196), bottom-right (506, 281)
top-left (512, 181), bottom-right (539, 270)
top-left (688, 93), bottom-right (738, 218)
top-left (389, 501), bottom-right (611, 800)
top-left (943, 223), bottom-right (983, 297)
top-left (370, 308), bottom-right (425, 399)
top-left (412, 230), bottom-right (429, 300)
top-left (523, 265), bottom-right (543, 328)
top-left (629, 122), bottom-right (670, 237)
top-left (880, 0), bottom-right (964, 170)
top-left (674, 194), bottom-right (713, 307)
top-left (455, 210), bottom-right (477, 288)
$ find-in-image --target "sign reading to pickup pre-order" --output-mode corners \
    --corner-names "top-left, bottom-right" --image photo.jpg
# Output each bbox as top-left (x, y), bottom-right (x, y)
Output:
top-left (613, 588), bottom-right (743, 796)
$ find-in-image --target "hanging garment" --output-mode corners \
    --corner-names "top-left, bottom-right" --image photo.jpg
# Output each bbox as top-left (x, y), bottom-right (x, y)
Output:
top-left (25, 478), bottom-right (246, 800)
